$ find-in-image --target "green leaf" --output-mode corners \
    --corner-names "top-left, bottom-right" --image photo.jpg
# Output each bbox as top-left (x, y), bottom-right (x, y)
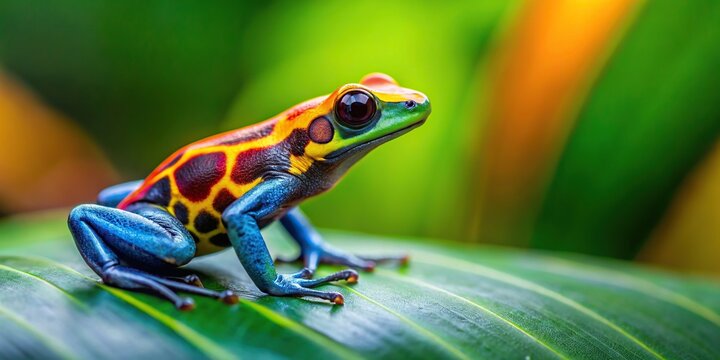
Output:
top-left (0, 213), bottom-right (718, 359)
top-left (533, 0), bottom-right (720, 257)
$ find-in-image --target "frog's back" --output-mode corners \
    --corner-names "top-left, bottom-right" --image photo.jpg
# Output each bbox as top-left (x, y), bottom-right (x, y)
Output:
top-left (117, 118), bottom-right (280, 255)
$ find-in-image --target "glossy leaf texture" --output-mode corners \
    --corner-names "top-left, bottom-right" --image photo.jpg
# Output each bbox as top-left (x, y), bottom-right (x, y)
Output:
top-left (0, 214), bottom-right (718, 359)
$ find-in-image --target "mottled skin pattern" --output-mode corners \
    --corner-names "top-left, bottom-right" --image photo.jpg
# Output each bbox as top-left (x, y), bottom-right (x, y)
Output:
top-left (68, 73), bottom-right (430, 309)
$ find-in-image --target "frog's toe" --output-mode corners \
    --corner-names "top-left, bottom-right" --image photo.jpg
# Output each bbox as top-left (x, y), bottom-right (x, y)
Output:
top-left (331, 293), bottom-right (345, 305)
top-left (277, 246), bottom-right (407, 275)
top-left (102, 265), bottom-right (193, 309)
top-left (283, 287), bottom-right (345, 305)
top-left (219, 290), bottom-right (240, 305)
top-left (177, 297), bottom-right (195, 311)
top-left (269, 269), bottom-right (355, 305)
top-left (293, 268), bottom-right (314, 279)
top-left (148, 274), bottom-right (238, 306)
top-left (182, 274), bottom-right (204, 288)
top-left (318, 248), bottom-right (378, 272)
top-left (297, 268), bottom-right (359, 287)
top-left (359, 253), bottom-right (410, 266)
top-left (165, 273), bottom-right (204, 288)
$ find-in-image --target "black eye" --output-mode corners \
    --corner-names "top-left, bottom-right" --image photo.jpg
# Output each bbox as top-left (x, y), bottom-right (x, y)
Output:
top-left (335, 90), bottom-right (377, 128)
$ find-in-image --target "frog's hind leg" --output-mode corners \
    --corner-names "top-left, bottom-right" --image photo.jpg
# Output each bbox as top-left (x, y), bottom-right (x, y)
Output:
top-left (278, 208), bottom-right (409, 274)
top-left (67, 203), bottom-right (238, 310)
top-left (96, 180), bottom-right (143, 207)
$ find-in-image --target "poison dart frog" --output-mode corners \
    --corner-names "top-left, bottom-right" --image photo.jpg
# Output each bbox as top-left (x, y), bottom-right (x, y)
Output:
top-left (68, 73), bottom-right (430, 310)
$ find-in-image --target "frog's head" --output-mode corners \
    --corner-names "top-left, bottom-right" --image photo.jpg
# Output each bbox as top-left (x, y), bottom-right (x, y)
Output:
top-left (292, 73), bottom-right (430, 170)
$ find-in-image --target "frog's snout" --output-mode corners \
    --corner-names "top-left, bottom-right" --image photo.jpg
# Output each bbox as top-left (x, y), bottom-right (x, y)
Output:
top-left (407, 94), bottom-right (431, 123)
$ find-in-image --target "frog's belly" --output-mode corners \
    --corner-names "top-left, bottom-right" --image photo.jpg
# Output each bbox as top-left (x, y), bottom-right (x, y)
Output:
top-left (163, 178), bottom-right (263, 256)
top-left (162, 193), bottom-right (234, 256)
top-left (189, 223), bottom-right (232, 256)
top-left (166, 196), bottom-right (284, 257)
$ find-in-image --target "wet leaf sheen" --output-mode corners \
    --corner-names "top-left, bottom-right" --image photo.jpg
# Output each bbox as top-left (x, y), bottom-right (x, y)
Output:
top-left (0, 215), bottom-right (718, 359)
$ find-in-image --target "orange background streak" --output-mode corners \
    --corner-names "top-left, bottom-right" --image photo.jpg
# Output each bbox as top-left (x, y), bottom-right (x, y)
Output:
top-left (0, 72), bottom-right (117, 212)
top-left (476, 0), bottom-right (638, 243)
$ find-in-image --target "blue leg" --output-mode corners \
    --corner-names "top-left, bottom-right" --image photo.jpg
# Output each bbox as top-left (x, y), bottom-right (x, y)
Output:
top-left (97, 180), bottom-right (143, 207)
top-left (68, 203), bottom-right (238, 310)
top-left (278, 208), bottom-right (409, 273)
top-left (223, 178), bottom-right (357, 304)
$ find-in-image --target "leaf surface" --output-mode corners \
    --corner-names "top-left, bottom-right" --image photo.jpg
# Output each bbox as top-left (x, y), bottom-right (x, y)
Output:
top-left (0, 214), bottom-right (718, 359)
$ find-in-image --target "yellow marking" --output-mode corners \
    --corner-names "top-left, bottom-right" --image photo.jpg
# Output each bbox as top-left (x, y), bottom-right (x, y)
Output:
top-left (374, 90), bottom-right (426, 104)
top-left (289, 154), bottom-right (314, 176)
top-left (304, 142), bottom-right (330, 160)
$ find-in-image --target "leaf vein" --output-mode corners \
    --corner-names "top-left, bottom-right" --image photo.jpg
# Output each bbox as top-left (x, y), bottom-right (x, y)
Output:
top-left (0, 256), bottom-right (236, 360)
top-left (241, 301), bottom-right (361, 360)
top-left (414, 252), bottom-right (666, 360)
top-left (0, 305), bottom-right (76, 360)
top-left (339, 284), bottom-right (471, 360)
top-left (0, 263), bottom-right (87, 309)
top-left (375, 269), bottom-right (568, 360)
top-left (536, 258), bottom-right (720, 327)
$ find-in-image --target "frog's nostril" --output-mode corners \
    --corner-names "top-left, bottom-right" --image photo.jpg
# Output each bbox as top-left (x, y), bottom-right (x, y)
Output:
top-left (404, 100), bottom-right (417, 109)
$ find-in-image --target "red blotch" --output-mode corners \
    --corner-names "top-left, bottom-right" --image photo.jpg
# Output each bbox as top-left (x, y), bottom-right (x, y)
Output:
top-left (174, 152), bottom-right (227, 202)
top-left (230, 129), bottom-right (311, 184)
top-left (213, 188), bottom-right (237, 213)
top-left (231, 148), bottom-right (267, 184)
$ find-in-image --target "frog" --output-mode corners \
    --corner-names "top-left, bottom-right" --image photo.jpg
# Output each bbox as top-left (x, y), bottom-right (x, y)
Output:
top-left (68, 73), bottom-right (430, 310)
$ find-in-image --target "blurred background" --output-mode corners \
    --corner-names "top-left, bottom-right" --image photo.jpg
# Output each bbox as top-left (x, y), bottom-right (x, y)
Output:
top-left (0, 0), bottom-right (718, 276)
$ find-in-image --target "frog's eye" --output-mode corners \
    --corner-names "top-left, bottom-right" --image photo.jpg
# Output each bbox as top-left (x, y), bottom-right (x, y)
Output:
top-left (335, 90), bottom-right (377, 129)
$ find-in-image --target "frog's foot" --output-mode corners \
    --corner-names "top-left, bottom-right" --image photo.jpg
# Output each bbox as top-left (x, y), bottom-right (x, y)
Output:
top-left (268, 269), bottom-right (358, 305)
top-left (165, 273), bottom-right (205, 288)
top-left (103, 265), bottom-right (239, 310)
top-left (275, 244), bottom-right (409, 274)
top-left (150, 273), bottom-right (238, 304)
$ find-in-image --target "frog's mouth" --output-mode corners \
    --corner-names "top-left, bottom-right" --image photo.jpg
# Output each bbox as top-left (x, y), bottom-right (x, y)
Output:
top-left (324, 118), bottom-right (426, 161)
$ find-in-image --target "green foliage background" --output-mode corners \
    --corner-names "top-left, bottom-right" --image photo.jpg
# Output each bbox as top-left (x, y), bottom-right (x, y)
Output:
top-left (1, 0), bottom-right (719, 264)
top-left (0, 0), bottom-right (519, 239)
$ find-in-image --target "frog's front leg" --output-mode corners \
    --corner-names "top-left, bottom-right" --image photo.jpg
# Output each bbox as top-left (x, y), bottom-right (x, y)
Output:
top-left (277, 208), bottom-right (409, 274)
top-left (223, 177), bottom-right (357, 304)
